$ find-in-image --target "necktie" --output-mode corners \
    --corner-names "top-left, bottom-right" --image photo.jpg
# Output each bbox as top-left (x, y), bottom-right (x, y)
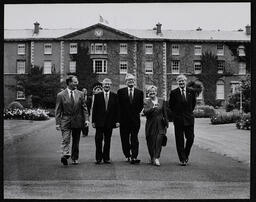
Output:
top-left (181, 89), bottom-right (186, 102)
top-left (70, 90), bottom-right (74, 106)
top-left (129, 88), bottom-right (133, 103)
top-left (105, 92), bottom-right (108, 110)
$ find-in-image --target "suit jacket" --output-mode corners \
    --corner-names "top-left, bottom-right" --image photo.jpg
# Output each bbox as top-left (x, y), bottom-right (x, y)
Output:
top-left (117, 87), bottom-right (144, 127)
top-left (55, 88), bottom-right (89, 129)
top-left (169, 87), bottom-right (196, 126)
top-left (92, 91), bottom-right (120, 128)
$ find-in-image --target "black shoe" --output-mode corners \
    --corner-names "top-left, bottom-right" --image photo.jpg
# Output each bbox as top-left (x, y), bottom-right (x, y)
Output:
top-left (103, 160), bottom-right (111, 164)
top-left (61, 157), bottom-right (68, 165)
top-left (95, 160), bottom-right (101, 164)
top-left (131, 158), bottom-right (140, 164)
top-left (126, 157), bottom-right (131, 162)
top-left (179, 161), bottom-right (187, 166)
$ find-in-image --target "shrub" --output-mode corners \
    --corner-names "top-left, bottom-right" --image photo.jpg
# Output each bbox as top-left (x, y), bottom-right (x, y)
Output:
top-left (4, 108), bottom-right (50, 120)
top-left (193, 105), bottom-right (216, 118)
top-left (236, 113), bottom-right (251, 130)
top-left (210, 110), bottom-right (240, 124)
top-left (7, 101), bottom-right (24, 110)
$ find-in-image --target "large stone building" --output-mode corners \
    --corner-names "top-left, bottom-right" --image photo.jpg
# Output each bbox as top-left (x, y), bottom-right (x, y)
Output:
top-left (4, 22), bottom-right (251, 107)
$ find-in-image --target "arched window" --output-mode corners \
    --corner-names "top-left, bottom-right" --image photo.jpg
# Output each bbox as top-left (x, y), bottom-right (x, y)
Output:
top-left (216, 80), bottom-right (225, 100)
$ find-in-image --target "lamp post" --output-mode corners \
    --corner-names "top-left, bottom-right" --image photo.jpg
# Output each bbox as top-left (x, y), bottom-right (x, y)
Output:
top-left (239, 81), bottom-right (243, 114)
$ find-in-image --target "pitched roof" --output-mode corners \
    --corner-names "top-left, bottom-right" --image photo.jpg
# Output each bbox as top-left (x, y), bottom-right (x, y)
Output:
top-left (4, 23), bottom-right (250, 42)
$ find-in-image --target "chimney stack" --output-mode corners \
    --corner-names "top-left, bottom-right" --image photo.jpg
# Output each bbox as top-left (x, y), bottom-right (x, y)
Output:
top-left (196, 27), bottom-right (202, 31)
top-left (156, 23), bottom-right (162, 35)
top-left (34, 22), bottom-right (40, 34)
top-left (245, 25), bottom-right (251, 35)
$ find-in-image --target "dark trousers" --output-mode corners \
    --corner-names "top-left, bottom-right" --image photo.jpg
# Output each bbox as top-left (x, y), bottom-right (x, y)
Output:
top-left (95, 127), bottom-right (113, 162)
top-left (120, 124), bottom-right (140, 159)
top-left (71, 128), bottom-right (82, 161)
top-left (174, 124), bottom-right (194, 162)
top-left (81, 126), bottom-right (89, 136)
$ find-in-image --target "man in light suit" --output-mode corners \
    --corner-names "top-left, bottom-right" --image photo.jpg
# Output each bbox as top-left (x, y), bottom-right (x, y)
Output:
top-left (55, 75), bottom-right (89, 166)
top-left (92, 78), bottom-right (120, 164)
top-left (117, 73), bottom-right (144, 164)
top-left (169, 74), bottom-right (196, 166)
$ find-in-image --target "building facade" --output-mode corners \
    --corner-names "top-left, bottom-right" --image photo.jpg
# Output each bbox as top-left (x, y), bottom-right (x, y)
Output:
top-left (4, 22), bottom-right (251, 107)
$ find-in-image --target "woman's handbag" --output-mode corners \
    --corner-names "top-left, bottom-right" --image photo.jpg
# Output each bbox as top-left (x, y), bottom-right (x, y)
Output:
top-left (162, 134), bottom-right (167, 146)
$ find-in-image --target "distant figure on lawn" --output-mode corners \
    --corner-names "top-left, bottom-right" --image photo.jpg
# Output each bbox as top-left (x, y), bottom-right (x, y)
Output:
top-left (55, 75), bottom-right (89, 166)
top-left (81, 88), bottom-right (92, 137)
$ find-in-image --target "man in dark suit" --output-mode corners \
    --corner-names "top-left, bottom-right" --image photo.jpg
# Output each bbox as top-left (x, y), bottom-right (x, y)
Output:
top-left (117, 73), bottom-right (144, 164)
top-left (169, 74), bottom-right (196, 166)
top-left (92, 78), bottom-right (120, 164)
top-left (55, 75), bottom-right (89, 166)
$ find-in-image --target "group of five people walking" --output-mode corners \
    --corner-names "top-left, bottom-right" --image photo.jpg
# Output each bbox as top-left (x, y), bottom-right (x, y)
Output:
top-left (55, 73), bottom-right (196, 167)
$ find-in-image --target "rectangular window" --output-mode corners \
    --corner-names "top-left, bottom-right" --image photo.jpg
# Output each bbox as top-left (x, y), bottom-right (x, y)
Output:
top-left (216, 82), bottom-right (224, 99)
top-left (230, 82), bottom-right (240, 94)
top-left (17, 44), bottom-right (25, 55)
top-left (43, 61), bottom-right (52, 74)
top-left (145, 44), bottom-right (153, 54)
top-left (238, 45), bottom-right (245, 56)
top-left (93, 59), bottom-right (107, 74)
top-left (16, 90), bottom-right (25, 100)
top-left (172, 44), bottom-right (179, 55)
top-left (217, 61), bottom-right (225, 74)
top-left (217, 44), bottom-right (224, 56)
top-left (194, 45), bottom-right (202, 56)
top-left (90, 43), bottom-right (107, 54)
top-left (69, 61), bottom-right (76, 73)
top-left (171, 60), bottom-right (180, 74)
top-left (44, 43), bottom-right (52, 55)
top-left (120, 61), bottom-right (128, 74)
top-left (120, 43), bottom-right (128, 54)
top-left (194, 61), bottom-right (202, 74)
top-left (70, 43), bottom-right (77, 54)
top-left (239, 62), bottom-right (246, 75)
top-left (145, 61), bottom-right (153, 74)
top-left (17, 61), bottom-right (25, 74)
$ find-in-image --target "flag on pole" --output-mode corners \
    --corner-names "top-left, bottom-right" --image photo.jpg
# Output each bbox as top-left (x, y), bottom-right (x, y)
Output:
top-left (99, 15), bottom-right (104, 23)
top-left (99, 15), bottom-right (109, 24)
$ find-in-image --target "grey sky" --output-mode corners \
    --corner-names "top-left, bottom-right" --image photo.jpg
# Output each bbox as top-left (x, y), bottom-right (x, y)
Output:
top-left (4, 3), bottom-right (250, 31)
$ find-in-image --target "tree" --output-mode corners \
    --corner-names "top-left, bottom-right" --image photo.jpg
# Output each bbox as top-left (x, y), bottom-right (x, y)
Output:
top-left (70, 43), bottom-right (98, 95)
top-left (17, 65), bottom-right (61, 108)
top-left (196, 52), bottom-right (222, 106)
top-left (226, 74), bottom-right (251, 113)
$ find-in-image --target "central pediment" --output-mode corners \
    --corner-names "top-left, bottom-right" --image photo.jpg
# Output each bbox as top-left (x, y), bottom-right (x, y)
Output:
top-left (60, 23), bottom-right (137, 41)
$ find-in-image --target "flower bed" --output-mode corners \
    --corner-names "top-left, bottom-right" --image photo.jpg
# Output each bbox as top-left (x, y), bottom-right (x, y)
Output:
top-left (4, 108), bottom-right (50, 120)
top-left (193, 105), bottom-right (216, 118)
top-left (236, 113), bottom-right (251, 130)
top-left (210, 110), bottom-right (240, 124)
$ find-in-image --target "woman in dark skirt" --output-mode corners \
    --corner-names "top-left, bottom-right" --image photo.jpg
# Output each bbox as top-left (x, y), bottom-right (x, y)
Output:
top-left (143, 85), bottom-right (169, 166)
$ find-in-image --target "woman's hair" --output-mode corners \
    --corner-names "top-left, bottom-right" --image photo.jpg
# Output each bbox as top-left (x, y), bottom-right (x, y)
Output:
top-left (146, 85), bottom-right (157, 92)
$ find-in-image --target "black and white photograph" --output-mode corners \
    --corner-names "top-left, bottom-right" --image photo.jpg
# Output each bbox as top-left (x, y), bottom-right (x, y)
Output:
top-left (3, 1), bottom-right (252, 199)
